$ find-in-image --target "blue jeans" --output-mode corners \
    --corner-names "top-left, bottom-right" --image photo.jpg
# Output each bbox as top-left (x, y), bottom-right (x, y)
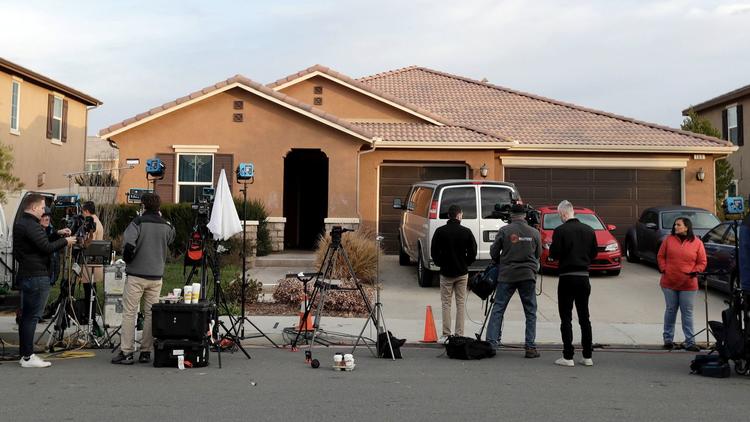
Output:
top-left (662, 288), bottom-right (696, 346)
top-left (19, 276), bottom-right (51, 357)
top-left (485, 279), bottom-right (537, 348)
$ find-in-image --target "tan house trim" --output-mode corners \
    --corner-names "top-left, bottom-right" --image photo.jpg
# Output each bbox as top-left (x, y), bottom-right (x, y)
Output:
top-left (271, 70), bottom-right (445, 126)
top-left (172, 144), bottom-right (220, 153)
top-left (501, 155), bottom-right (690, 169)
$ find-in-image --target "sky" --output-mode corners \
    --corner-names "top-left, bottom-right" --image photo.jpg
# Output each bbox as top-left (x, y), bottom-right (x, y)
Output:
top-left (2, 0), bottom-right (749, 134)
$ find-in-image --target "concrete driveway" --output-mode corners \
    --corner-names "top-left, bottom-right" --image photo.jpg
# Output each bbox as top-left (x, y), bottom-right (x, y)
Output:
top-left (379, 256), bottom-right (728, 346)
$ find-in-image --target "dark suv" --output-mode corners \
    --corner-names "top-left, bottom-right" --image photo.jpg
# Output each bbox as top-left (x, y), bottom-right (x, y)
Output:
top-left (624, 205), bottom-right (719, 264)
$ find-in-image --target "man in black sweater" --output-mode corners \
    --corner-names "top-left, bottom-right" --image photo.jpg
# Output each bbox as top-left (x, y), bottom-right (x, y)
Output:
top-left (13, 194), bottom-right (76, 368)
top-left (549, 200), bottom-right (598, 367)
top-left (431, 204), bottom-right (477, 341)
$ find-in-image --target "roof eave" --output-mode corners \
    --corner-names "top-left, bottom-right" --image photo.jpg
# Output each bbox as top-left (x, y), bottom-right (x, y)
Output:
top-left (509, 144), bottom-right (738, 154)
top-left (683, 85), bottom-right (750, 114)
top-left (0, 57), bottom-right (102, 106)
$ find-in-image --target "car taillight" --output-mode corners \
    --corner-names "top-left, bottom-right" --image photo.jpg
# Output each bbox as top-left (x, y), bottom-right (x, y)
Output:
top-left (428, 200), bottom-right (439, 219)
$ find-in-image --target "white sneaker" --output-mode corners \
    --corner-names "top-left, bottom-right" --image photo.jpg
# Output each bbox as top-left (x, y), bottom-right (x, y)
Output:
top-left (19, 354), bottom-right (51, 368)
top-left (438, 335), bottom-right (449, 343)
top-left (579, 358), bottom-right (594, 367)
top-left (554, 357), bottom-right (574, 367)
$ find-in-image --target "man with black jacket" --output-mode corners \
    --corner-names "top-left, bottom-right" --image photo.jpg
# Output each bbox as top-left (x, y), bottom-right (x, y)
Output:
top-left (112, 193), bottom-right (175, 365)
top-left (14, 194), bottom-right (76, 368)
top-left (486, 203), bottom-right (542, 358)
top-left (431, 204), bottom-right (477, 341)
top-left (549, 200), bottom-right (598, 367)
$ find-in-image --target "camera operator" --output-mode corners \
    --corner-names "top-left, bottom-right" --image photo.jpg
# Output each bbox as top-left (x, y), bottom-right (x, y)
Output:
top-left (112, 193), bottom-right (175, 365)
top-left (40, 208), bottom-right (69, 286)
top-left (80, 201), bottom-right (104, 327)
top-left (549, 200), bottom-right (598, 367)
top-left (13, 194), bottom-right (76, 368)
top-left (486, 203), bottom-right (542, 358)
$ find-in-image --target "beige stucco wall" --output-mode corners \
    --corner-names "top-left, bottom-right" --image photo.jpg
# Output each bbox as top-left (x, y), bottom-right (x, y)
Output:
top-left (278, 75), bottom-right (424, 123)
top-left (0, 70), bottom-right (88, 192)
top-left (109, 87), bottom-right (365, 218)
top-left (358, 148), bottom-right (496, 231)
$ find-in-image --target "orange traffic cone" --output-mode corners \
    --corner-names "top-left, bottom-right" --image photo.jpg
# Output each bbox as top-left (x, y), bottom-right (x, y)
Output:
top-left (297, 294), bottom-right (314, 331)
top-left (420, 305), bottom-right (438, 343)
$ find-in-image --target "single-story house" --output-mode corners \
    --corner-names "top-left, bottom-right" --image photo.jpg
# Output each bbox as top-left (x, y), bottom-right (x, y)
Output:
top-left (100, 65), bottom-right (735, 253)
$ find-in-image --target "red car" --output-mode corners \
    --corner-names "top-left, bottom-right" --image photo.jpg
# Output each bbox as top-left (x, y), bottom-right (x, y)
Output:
top-left (537, 206), bottom-right (622, 276)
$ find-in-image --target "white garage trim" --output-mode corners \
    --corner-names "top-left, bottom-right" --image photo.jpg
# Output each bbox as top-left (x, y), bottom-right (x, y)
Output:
top-left (501, 156), bottom-right (689, 169)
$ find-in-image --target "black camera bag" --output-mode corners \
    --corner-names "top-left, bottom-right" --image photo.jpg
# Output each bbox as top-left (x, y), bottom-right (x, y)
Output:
top-left (690, 353), bottom-right (730, 378)
top-left (444, 335), bottom-right (495, 360)
top-left (468, 263), bottom-right (498, 301)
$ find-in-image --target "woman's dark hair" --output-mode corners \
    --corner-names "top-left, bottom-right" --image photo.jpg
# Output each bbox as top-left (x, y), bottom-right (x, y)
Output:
top-left (671, 217), bottom-right (695, 241)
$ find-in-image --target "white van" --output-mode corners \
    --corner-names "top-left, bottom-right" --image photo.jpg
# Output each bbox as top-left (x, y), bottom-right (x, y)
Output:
top-left (393, 180), bottom-right (520, 287)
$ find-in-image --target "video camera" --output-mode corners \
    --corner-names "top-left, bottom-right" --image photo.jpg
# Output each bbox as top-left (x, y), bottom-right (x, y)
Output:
top-left (54, 195), bottom-right (96, 247)
top-left (191, 187), bottom-right (216, 216)
top-left (493, 201), bottom-right (541, 227)
top-left (330, 225), bottom-right (353, 248)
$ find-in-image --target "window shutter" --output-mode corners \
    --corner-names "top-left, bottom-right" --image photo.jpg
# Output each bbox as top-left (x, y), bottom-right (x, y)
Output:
top-left (46, 94), bottom-right (54, 139)
top-left (61, 99), bottom-right (69, 143)
top-left (721, 109), bottom-right (728, 140)
top-left (214, 154), bottom-right (234, 195)
top-left (155, 153), bottom-right (175, 203)
top-left (737, 105), bottom-right (744, 146)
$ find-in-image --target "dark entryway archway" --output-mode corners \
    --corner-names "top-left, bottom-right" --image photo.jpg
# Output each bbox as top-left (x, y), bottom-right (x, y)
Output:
top-left (284, 149), bottom-right (329, 249)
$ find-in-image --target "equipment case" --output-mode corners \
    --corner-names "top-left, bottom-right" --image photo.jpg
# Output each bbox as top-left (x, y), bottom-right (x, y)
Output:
top-left (152, 302), bottom-right (215, 340)
top-left (153, 338), bottom-right (210, 368)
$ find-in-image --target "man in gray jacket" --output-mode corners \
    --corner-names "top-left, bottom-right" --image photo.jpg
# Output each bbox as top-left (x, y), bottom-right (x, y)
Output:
top-left (485, 203), bottom-right (542, 358)
top-left (112, 193), bottom-right (175, 365)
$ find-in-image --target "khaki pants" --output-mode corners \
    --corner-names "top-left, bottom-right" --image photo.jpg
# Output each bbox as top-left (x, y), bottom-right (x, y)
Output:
top-left (440, 274), bottom-right (468, 337)
top-left (121, 275), bottom-right (162, 354)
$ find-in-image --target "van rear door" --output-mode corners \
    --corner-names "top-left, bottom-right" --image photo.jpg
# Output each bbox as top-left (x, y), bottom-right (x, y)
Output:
top-left (478, 186), bottom-right (513, 260)
top-left (435, 185), bottom-right (479, 264)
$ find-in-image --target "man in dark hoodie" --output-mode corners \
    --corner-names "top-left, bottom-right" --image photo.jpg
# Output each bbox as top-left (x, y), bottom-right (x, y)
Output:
top-left (549, 200), bottom-right (598, 367)
top-left (486, 203), bottom-right (542, 358)
top-left (431, 204), bottom-right (477, 341)
top-left (112, 193), bottom-right (175, 365)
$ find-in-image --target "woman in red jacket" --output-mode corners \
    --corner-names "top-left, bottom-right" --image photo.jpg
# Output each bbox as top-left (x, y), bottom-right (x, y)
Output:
top-left (657, 217), bottom-right (707, 352)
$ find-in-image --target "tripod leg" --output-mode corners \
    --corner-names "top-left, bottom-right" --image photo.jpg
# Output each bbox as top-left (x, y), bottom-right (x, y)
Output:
top-left (351, 299), bottom-right (379, 356)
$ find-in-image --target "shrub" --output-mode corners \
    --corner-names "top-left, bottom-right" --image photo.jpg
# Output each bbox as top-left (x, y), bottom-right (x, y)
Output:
top-left (313, 227), bottom-right (381, 285)
top-left (272, 277), bottom-right (374, 315)
top-left (224, 273), bottom-right (263, 306)
top-left (234, 197), bottom-right (271, 256)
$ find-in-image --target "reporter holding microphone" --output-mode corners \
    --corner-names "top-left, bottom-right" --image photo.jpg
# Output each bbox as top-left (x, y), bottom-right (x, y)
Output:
top-left (656, 217), bottom-right (706, 352)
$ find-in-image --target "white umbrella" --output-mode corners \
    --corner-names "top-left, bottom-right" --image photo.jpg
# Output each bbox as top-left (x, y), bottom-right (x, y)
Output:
top-left (207, 169), bottom-right (242, 241)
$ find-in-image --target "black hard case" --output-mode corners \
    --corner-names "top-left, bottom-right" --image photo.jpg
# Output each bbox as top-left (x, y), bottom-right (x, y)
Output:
top-left (151, 302), bottom-right (215, 340)
top-left (153, 338), bottom-right (210, 368)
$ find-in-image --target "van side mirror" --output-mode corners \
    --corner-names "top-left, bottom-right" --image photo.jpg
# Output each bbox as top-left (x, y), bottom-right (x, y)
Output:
top-left (645, 222), bottom-right (657, 230)
top-left (607, 224), bottom-right (616, 231)
top-left (393, 198), bottom-right (403, 210)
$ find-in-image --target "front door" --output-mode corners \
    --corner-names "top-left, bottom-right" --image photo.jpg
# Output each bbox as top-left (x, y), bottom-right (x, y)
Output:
top-left (283, 149), bottom-right (328, 249)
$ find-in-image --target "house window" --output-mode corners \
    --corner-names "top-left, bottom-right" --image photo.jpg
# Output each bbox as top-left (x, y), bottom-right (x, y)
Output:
top-left (727, 106), bottom-right (739, 145)
top-left (85, 162), bottom-right (104, 172)
top-left (51, 96), bottom-right (63, 140)
top-left (177, 154), bottom-right (213, 203)
top-left (10, 80), bottom-right (20, 134)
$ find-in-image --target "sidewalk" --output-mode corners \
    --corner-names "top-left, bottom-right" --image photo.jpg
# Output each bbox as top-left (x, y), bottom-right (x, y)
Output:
top-left (0, 257), bottom-right (726, 349)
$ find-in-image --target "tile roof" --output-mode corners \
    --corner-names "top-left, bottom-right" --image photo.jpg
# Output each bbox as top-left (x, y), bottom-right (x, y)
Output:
top-left (99, 74), bottom-right (375, 141)
top-left (352, 122), bottom-right (508, 147)
top-left (360, 66), bottom-right (732, 149)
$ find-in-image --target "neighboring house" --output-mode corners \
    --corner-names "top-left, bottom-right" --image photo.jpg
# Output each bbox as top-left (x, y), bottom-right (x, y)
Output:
top-left (683, 85), bottom-right (748, 197)
top-left (0, 57), bottom-right (101, 220)
top-left (85, 135), bottom-right (119, 177)
top-left (100, 65), bottom-right (734, 253)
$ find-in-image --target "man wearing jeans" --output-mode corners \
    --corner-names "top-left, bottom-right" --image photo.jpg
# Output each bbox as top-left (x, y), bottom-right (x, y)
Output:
top-left (112, 193), bottom-right (174, 365)
top-left (486, 203), bottom-right (542, 358)
top-left (549, 200), bottom-right (598, 367)
top-left (13, 194), bottom-right (75, 368)
top-left (431, 204), bottom-right (477, 342)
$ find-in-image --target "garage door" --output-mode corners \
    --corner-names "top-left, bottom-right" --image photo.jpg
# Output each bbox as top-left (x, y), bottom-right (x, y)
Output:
top-left (505, 168), bottom-right (681, 242)
top-left (379, 165), bottom-right (467, 253)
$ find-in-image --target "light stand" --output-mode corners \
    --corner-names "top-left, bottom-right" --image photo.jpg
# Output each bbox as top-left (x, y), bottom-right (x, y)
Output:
top-left (228, 176), bottom-right (277, 347)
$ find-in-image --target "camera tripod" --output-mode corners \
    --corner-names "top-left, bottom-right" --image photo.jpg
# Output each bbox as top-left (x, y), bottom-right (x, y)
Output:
top-left (291, 227), bottom-right (380, 366)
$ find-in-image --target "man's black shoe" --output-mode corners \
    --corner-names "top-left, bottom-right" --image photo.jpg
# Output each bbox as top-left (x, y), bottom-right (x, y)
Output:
top-left (685, 344), bottom-right (701, 352)
top-left (663, 341), bottom-right (674, 350)
top-left (138, 352), bottom-right (151, 363)
top-left (111, 352), bottom-right (134, 365)
top-left (524, 347), bottom-right (540, 358)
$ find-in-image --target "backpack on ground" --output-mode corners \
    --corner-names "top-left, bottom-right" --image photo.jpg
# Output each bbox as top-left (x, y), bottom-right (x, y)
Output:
top-left (444, 335), bottom-right (496, 360)
top-left (690, 353), bottom-right (731, 378)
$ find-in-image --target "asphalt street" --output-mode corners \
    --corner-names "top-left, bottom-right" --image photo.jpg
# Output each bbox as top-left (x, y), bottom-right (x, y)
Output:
top-left (2, 346), bottom-right (748, 421)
